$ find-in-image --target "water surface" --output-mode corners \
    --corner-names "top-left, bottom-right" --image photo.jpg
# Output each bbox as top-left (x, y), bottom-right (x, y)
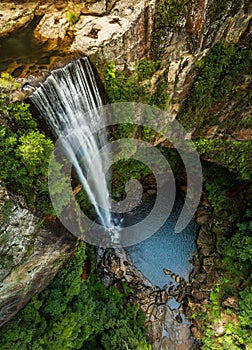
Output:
top-left (126, 194), bottom-right (198, 288)
top-left (0, 17), bottom-right (67, 77)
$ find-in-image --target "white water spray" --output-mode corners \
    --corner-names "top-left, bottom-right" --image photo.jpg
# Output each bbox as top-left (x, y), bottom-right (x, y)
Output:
top-left (30, 58), bottom-right (113, 229)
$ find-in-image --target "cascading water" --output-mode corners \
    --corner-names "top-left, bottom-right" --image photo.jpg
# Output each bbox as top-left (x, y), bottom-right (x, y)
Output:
top-left (30, 58), bottom-right (113, 229)
top-left (30, 57), bottom-right (199, 348)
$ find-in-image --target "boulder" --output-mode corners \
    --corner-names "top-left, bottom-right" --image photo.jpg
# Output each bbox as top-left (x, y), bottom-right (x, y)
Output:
top-left (0, 3), bottom-right (37, 37)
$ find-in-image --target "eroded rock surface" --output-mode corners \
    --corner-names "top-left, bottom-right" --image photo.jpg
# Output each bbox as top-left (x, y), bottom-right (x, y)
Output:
top-left (0, 3), bottom-right (37, 37)
top-left (96, 247), bottom-right (199, 349)
top-left (0, 182), bottom-right (76, 326)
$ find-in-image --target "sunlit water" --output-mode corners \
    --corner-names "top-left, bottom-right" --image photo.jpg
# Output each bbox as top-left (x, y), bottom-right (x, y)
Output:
top-left (0, 17), bottom-right (67, 77)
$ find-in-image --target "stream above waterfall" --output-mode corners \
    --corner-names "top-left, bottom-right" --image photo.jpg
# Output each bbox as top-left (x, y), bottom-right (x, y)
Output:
top-left (0, 17), bottom-right (68, 77)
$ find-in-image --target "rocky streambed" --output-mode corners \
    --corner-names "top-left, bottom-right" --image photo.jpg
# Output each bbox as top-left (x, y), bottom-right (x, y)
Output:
top-left (95, 188), bottom-right (217, 350)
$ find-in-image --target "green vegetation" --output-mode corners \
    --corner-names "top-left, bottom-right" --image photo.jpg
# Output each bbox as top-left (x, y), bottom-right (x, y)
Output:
top-left (199, 286), bottom-right (252, 349)
top-left (0, 77), bottom-right (53, 212)
top-left (207, 0), bottom-right (240, 23)
top-left (152, 0), bottom-right (191, 56)
top-left (195, 139), bottom-right (252, 180)
top-left (135, 59), bottom-right (161, 81)
top-left (177, 40), bottom-right (252, 182)
top-left (0, 243), bottom-right (151, 350)
top-left (66, 11), bottom-right (80, 25)
top-left (194, 162), bottom-right (252, 349)
top-left (193, 212), bottom-right (252, 349)
top-left (105, 60), bottom-right (170, 110)
top-left (178, 41), bottom-right (252, 135)
top-left (0, 72), bottom-right (20, 90)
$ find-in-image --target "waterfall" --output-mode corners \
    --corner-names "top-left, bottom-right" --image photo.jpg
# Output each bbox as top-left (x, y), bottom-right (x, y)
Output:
top-left (30, 58), bottom-right (112, 228)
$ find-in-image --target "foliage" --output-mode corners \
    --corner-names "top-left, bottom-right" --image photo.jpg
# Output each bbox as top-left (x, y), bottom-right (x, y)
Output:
top-left (7, 101), bottom-right (37, 130)
top-left (195, 138), bottom-right (252, 180)
top-left (66, 11), bottom-right (80, 25)
top-left (105, 60), bottom-right (170, 110)
top-left (200, 286), bottom-right (252, 349)
top-left (0, 90), bottom-right (53, 211)
top-left (177, 41), bottom-right (252, 180)
top-left (223, 214), bottom-right (252, 279)
top-left (110, 159), bottom-right (152, 200)
top-left (207, 0), bottom-right (240, 22)
top-left (0, 72), bottom-right (20, 90)
top-left (179, 41), bottom-right (252, 134)
top-left (135, 59), bottom-right (161, 81)
top-left (152, 0), bottom-right (191, 56)
top-left (0, 243), bottom-right (151, 350)
top-left (197, 173), bottom-right (252, 349)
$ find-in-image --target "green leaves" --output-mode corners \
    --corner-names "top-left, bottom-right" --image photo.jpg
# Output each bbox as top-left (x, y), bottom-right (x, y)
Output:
top-left (7, 101), bottom-right (37, 130)
top-left (0, 243), bottom-right (150, 349)
top-left (17, 131), bottom-right (53, 169)
top-left (195, 138), bottom-right (252, 180)
top-left (0, 94), bottom-right (54, 210)
top-left (105, 59), bottom-right (169, 110)
top-left (66, 11), bottom-right (80, 25)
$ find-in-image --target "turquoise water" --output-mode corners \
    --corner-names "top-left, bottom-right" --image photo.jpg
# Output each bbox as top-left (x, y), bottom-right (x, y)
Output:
top-left (126, 194), bottom-right (198, 288)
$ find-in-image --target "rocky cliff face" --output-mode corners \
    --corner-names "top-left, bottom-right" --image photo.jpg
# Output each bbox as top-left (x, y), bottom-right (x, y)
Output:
top-left (0, 0), bottom-right (251, 343)
top-left (1, 0), bottom-right (250, 130)
top-left (0, 181), bottom-right (76, 326)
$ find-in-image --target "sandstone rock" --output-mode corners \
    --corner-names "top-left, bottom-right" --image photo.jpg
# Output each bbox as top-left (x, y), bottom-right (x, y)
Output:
top-left (34, 12), bottom-right (68, 41)
top-left (197, 227), bottom-right (213, 245)
top-left (222, 296), bottom-right (239, 310)
top-left (192, 273), bottom-right (206, 284)
top-left (190, 325), bottom-right (201, 339)
top-left (0, 3), bottom-right (37, 37)
top-left (211, 321), bottom-right (226, 337)
top-left (203, 256), bottom-right (215, 273)
top-left (191, 289), bottom-right (205, 301)
top-left (80, 0), bottom-right (107, 15)
top-left (0, 183), bottom-right (76, 326)
top-left (196, 214), bottom-right (211, 226)
top-left (200, 244), bottom-right (214, 257)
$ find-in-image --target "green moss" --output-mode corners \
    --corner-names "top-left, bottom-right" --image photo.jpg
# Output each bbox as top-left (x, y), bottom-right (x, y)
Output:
top-left (152, 0), bottom-right (191, 56)
top-left (0, 73), bottom-right (20, 90)
top-left (66, 11), bottom-right (80, 25)
top-left (207, 0), bottom-right (241, 22)
top-left (178, 41), bottom-right (252, 135)
top-left (105, 60), bottom-right (170, 110)
top-left (195, 138), bottom-right (252, 180)
top-left (135, 59), bottom-right (161, 81)
top-left (0, 199), bottom-right (14, 226)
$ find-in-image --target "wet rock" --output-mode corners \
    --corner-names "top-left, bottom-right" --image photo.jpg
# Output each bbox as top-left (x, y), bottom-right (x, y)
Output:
top-left (196, 214), bottom-right (211, 226)
top-left (190, 326), bottom-right (201, 339)
top-left (192, 273), bottom-right (206, 284)
top-left (197, 227), bottom-right (213, 246)
top-left (191, 290), bottom-right (205, 301)
top-left (175, 275), bottom-right (181, 283)
top-left (203, 256), bottom-right (215, 274)
top-left (199, 244), bottom-right (214, 257)
top-left (163, 268), bottom-right (171, 275)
